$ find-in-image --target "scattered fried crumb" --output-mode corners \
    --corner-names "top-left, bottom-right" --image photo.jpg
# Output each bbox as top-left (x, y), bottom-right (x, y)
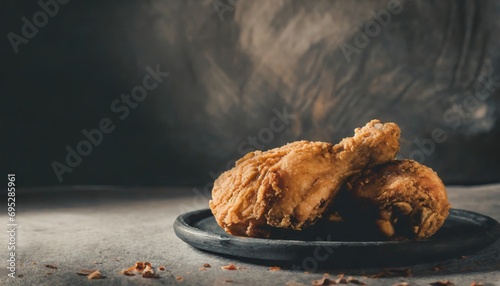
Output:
top-left (366, 268), bottom-right (412, 278)
top-left (142, 264), bottom-right (159, 278)
top-left (114, 258), bottom-right (120, 261)
top-left (203, 263), bottom-right (211, 268)
top-left (432, 265), bottom-right (445, 272)
top-left (45, 264), bottom-right (57, 270)
top-left (93, 261), bottom-right (102, 265)
top-left (142, 270), bottom-right (159, 278)
top-left (17, 275), bottom-right (23, 278)
top-left (120, 266), bottom-right (136, 275)
top-left (159, 266), bottom-right (166, 271)
top-left (76, 269), bottom-right (97, 276)
top-left (430, 280), bottom-right (455, 286)
top-left (312, 277), bottom-right (335, 285)
top-left (32, 262), bottom-right (37, 265)
top-left (269, 266), bottom-right (281, 272)
top-left (120, 261), bottom-right (160, 278)
top-left (312, 274), bottom-right (355, 285)
top-left (87, 270), bottom-right (104, 280)
top-left (346, 276), bottom-right (367, 285)
top-left (47, 272), bottom-right (52, 275)
top-left (223, 279), bottom-right (233, 283)
top-left (135, 262), bottom-right (145, 271)
top-left (336, 274), bottom-right (348, 284)
top-left (121, 270), bottom-right (135, 276)
top-left (221, 264), bottom-right (238, 270)
top-left (199, 267), bottom-right (207, 271)
top-left (176, 276), bottom-right (184, 281)
top-left (470, 283), bottom-right (483, 286)
top-left (393, 283), bottom-right (410, 286)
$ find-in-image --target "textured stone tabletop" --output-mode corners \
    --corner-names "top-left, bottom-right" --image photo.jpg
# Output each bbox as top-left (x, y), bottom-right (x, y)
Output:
top-left (1, 184), bottom-right (499, 285)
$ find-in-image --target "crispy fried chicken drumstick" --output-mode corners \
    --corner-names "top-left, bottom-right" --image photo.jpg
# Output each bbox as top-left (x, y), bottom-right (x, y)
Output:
top-left (345, 159), bottom-right (451, 239)
top-left (209, 120), bottom-right (400, 237)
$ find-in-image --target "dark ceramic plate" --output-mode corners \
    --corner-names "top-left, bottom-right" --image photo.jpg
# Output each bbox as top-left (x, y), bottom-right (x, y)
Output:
top-left (174, 208), bottom-right (500, 266)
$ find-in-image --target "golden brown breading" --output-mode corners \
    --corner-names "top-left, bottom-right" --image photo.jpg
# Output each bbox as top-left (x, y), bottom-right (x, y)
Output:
top-left (209, 120), bottom-right (400, 237)
top-left (345, 159), bottom-right (451, 239)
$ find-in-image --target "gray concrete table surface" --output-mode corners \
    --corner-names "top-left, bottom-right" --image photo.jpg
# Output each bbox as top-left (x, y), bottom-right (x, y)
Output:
top-left (1, 184), bottom-right (499, 286)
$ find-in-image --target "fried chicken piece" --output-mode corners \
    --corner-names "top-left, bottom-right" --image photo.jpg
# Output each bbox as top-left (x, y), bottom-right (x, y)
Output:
top-left (209, 120), bottom-right (400, 237)
top-left (345, 159), bottom-right (451, 239)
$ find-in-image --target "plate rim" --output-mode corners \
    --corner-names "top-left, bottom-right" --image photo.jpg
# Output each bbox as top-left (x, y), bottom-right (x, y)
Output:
top-left (174, 208), bottom-right (500, 262)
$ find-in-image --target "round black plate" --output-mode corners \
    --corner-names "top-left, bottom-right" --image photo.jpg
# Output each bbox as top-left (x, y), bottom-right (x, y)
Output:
top-left (174, 209), bottom-right (500, 266)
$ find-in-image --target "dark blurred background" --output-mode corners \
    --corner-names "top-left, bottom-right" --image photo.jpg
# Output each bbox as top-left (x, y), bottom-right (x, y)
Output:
top-left (1, 0), bottom-right (500, 187)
